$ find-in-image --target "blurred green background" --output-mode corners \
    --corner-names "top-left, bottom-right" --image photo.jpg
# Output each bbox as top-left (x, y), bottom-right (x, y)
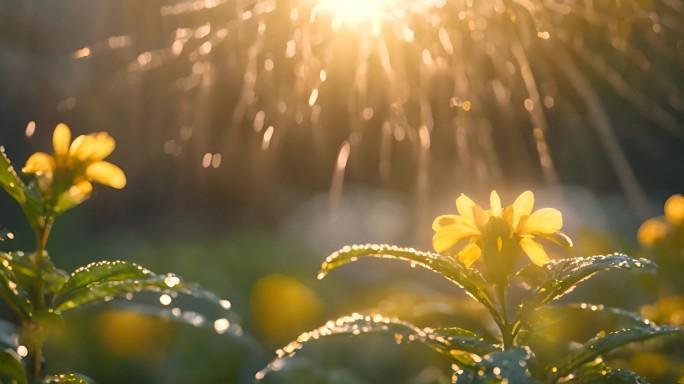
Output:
top-left (1, 0), bottom-right (684, 382)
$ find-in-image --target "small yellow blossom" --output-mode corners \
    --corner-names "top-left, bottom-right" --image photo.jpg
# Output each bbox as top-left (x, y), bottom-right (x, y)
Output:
top-left (432, 190), bottom-right (572, 268)
top-left (22, 123), bottom-right (126, 205)
top-left (637, 194), bottom-right (684, 247)
top-left (637, 218), bottom-right (668, 246)
top-left (664, 194), bottom-right (684, 227)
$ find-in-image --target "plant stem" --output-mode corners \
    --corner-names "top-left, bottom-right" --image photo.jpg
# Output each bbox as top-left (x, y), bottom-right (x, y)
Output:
top-left (497, 283), bottom-right (513, 350)
top-left (28, 216), bottom-right (54, 379)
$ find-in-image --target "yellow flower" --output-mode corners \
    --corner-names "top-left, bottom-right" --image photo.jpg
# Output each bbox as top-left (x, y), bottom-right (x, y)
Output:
top-left (637, 218), bottom-right (668, 246)
top-left (664, 194), bottom-right (684, 227)
top-left (22, 123), bottom-right (126, 200)
top-left (432, 190), bottom-right (572, 268)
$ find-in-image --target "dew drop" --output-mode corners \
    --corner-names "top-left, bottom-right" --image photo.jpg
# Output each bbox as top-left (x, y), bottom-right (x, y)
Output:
top-left (164, 275), bottom-right (181, 287)
top-left (214, 318), bottom-right (231, 334)
top-left (159, 294), bottom-right (173, 306)
top-left (219, 299), bottom-right (231, 310)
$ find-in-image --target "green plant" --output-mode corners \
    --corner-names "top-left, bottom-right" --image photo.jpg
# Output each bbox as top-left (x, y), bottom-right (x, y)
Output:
top-left (0, 124), bottom-right (239, 383)
top-left (259, 191), bottom-right (684, 383)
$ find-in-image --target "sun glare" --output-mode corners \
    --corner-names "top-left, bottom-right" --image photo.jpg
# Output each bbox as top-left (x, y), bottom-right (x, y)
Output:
top-left (311, 0), bottom-right (396, 31)
top-left (310, 0), bottom-right (444, 32)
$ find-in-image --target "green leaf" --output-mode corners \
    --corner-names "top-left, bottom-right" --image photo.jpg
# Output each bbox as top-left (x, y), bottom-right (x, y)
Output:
top-left (520, 304), bottom-right (657, 367)
top-left (318, 244), bottom-right (501, 325)
top-left (0, 350), bottom-right (27, 384)
top-left (561, 361), bottom-right (648, 384)
top-left (0, 319), bottom-right (18, 350)
top-left (430, 327), bottom-right (500, 366)
top-left (51, 261), bottom-right (231, 315)
top-left (0, 228), bottom-right (11, 241)
top-left (43, 373), bottom-right (96, 384)
top-left (574, 369), bottom-right (648, 384)
top-left (0, 258), bottom-right (34, 319)
top-left (516, 255), bottom-right (655, 324)
top-left (0, 148), bottom-right (44, 228)
top-left (551, 326), bottom-right (684, 378)
top-left (0, 252), bottom-right (69, 296)
top-left (528, 304), bottom-right (654, 330)
top-left (452, 347), bottom-right (542, 383)
top-left (258, 312), bottom-right (497, 380)
top-left (0, 147), bottom-right (28, 205)
top-left (255, 356), bottom-right (375, 384)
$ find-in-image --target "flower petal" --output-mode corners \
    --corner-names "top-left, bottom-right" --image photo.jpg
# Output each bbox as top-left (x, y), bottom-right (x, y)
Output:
top-left (540, 231), bottom-right (574, 248)
top-left (521, 208), bottom-right (562, 234)
top-left (89, 132), bottom-right (116, 160)
top-left (502, 206), bottom-right (515, 227)
top-left (53, 123), bottom-right (71, 158)
top-left (490, 190), bottom-right (501, 217)
top-left (432, 228), bottom-right (477, 254)
top-left (512, 190), bottom-right (534, 226)
top-left (22, 153), bottom-right (56, 174)
top-left (68, 135), bottom-right (92, 161)
top-left (67, 180), bottom-right (93, 204)
top-left (520, 237), bottom-right (550, 266)
top-left (69, 133), bottom-right (114, 162)
top-left (85, 161), bottom-right (127, 189)
top-left (432, 214), bottom-right (478, 233)
top-left (665, 194), bottom-right (684, 226)
top-left (457, 243), bottom-right (482, 268)
top-left (472, 204), bottom-right (489, 230)
top-left (456, 194), bottom-right (476, 220)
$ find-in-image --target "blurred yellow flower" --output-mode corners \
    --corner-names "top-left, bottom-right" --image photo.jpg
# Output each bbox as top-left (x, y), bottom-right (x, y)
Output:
top-left (665, 194), bottom-right (684, 226)
top-left (637, 193), bottom-right (684, 247)
top-left (432, 190), bottom-right (571, 268)
top-left (22, 123), bottom-right (126, 203)
top-left (637, 218), bottom-right (668, 246)
top-left (640, 295), bottom-right (684, 326)
top-left (96, 311), bottom-right (171, 359)
top-left (251, 274), bottom-right (325, 343)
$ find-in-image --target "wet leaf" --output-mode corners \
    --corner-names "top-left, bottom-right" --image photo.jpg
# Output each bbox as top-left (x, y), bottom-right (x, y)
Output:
top-left (531, 304), bottom-right (653, 329)
top-left (516, 254), bottom-right (655, 324)
top-left (551, 326), bottom-right (684, 378)
top-left (573, 369), bottom-right (648, 384)
top-left (51, 261), bottom-right (228, 314)
top-left (0, 147), bottom-right (28, 205)
top-left (0, 259), bottom-right (34, 319)
top-left (257, 313), bottom-right (498, 381)
top-left (318, 245), bottom-right (500, 325)
top-left (0, 350), bottom-right (27, 384)
top-left (522, 303), bottom-right (656, 342)
top-left (561, 361), bottom-right (648, 384)
top-left (110, 302), bottom-right (246, 340)
top-left (255, 356), bottom-right (374, 384)
top-left (519, 304), bottom-right (657, 368)
top-left (0, 228), bottom-right (11, 241)
top-left (0, 252), bottom-right (69, 295)
top-left (430, 327), bottom-right (500, 365)
top-left (452, 347), bottom-right (541, 383)
top-left (0, 319), bottom-right (17, 350)
top-left (43, 373), bottom-right (96, 383)
top-left (0, 148), bottom-right (43, 228)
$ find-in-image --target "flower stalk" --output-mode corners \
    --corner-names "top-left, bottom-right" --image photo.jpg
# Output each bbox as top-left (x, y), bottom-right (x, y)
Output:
top-left (497, 282), bottom-right (514, 350)
top-left (28, 216), bottom-right (53, 379)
